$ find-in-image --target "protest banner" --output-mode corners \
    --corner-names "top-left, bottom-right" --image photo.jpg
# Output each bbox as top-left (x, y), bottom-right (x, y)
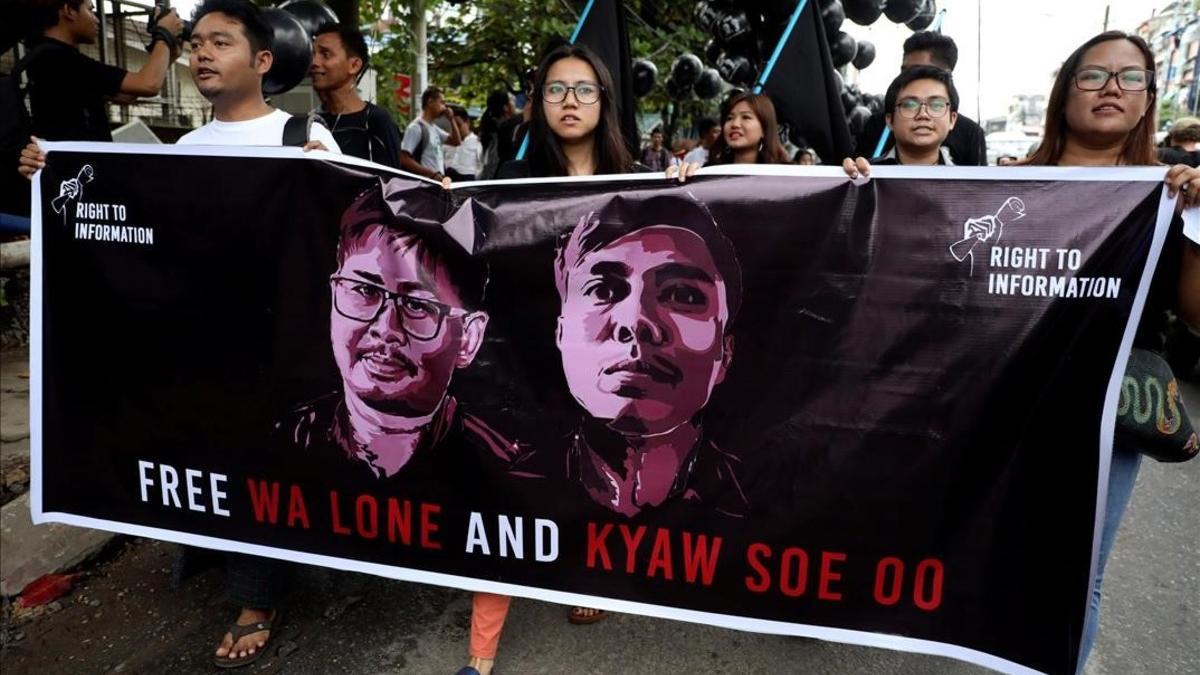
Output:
top-left (30, 144), bottom-right (1179, 674)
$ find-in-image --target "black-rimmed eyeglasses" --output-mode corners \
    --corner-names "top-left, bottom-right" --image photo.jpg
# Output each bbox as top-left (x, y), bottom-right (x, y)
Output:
top-left (330, 276), bottom-right (463, 341)
top-left (1072, 68), bottom-right (1153, 92)
top-left (543, 81), bottom-right (603, 105)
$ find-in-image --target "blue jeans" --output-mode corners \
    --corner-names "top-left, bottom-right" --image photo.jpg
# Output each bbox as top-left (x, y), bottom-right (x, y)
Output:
top-left (1077, 444), bottom-right (1142, 672)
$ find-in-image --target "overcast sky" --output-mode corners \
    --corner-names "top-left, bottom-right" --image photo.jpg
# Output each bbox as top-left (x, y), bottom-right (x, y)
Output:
top-left (840, 0), bottom-right (1177, 121)
top-left (167, 0), bottom-right (1176, 121)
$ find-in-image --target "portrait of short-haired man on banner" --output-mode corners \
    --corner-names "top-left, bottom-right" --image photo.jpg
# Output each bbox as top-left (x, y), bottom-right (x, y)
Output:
top-left (541, 193), bottom-right (749, 518)
top-left (275, 178), bottom-right (517, 486)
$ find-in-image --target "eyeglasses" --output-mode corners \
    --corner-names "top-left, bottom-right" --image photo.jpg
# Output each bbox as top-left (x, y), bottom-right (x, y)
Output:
top-left (330, 276), bottom-right (463, 341)
top-left (1072, 68), bottom-right (1153, 92)
top-left (895, 96), bottom-right (951, 118)
top-left (542, 81), bottom-right (603, 105)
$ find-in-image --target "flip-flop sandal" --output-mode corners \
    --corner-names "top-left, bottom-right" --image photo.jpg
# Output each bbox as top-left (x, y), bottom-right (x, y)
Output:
top-left (567, 606), bottom-right (608, 625)
top-left (212, 610), bottom-right (282, 669)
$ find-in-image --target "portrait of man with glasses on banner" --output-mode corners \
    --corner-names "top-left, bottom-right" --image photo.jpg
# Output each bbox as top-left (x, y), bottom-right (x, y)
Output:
top-left (274, 178), bottom-right (519, 486)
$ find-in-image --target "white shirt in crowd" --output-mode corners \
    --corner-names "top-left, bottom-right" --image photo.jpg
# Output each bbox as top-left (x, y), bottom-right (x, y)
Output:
top-left (401, 118), bottom-right (450, 173)
top-left (445, 132), bottom-right (483, 177)
top-left (177, 109), bottom-right (341, 151)
top-left (683, 145), bottom-right (709, 166)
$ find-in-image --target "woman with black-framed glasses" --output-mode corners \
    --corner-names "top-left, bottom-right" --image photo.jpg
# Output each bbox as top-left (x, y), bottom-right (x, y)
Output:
top-left (495, 43), bottom-right (638, 179)
top-left (1015, 32), bottom-right (1199, 671)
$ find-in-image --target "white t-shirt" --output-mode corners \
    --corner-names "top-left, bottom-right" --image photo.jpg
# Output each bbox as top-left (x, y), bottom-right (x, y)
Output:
top-left (401, 118), bottom-right (450, 173)
top-left (683, 146), bottom-right (709, 166)
top-left (445, 132), bottom-right (482, 177)
top-left (177, 109), bottom-right (340, 150)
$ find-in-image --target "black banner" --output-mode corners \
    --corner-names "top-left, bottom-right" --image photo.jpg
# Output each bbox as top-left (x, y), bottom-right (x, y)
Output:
top-left (31, 145), bottom-right (1174, 675)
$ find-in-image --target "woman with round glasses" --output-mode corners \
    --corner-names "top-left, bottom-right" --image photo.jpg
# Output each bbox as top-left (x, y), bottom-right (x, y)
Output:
top-left (1018, 31), bottom-right (1199, 669)
top-left (841, 65), bottom-right (959, 171)
top-left (495, 43), bottom-right (636, 178)
top-left (464, 43), bottom-right (641, 675)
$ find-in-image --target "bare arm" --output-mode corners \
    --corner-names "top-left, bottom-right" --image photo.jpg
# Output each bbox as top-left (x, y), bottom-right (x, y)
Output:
top-left (399, 151), bottom-right (440, 180)
top-left (118, 10), bottom-right (182, 97)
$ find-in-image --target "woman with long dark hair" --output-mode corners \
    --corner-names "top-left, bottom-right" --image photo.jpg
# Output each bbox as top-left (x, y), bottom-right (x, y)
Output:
top-left (496, 43), bottom-right (636, 178)
top-left (461, 42), bottom-right (642, 675)
top-left (1018, 31), bottom-right (1199, 668)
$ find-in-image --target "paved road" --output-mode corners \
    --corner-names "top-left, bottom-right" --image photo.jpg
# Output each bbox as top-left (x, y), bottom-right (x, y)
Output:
top-left (1, 373), bottom-right (1197, 674)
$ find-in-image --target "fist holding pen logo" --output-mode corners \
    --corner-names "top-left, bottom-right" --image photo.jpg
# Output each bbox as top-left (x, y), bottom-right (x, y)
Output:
top-left (950, 197), bottom-right (1026, 272)
top-left (51, 165), bottom-right (95, 215)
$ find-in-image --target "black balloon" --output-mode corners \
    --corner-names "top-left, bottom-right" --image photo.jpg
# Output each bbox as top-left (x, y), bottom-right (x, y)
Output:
top-left (694, 1), bottom-right (722, 33)
top-left (694, 68), bottom-right (723, 99)
top-left (279, 0), bottom-right (338, 38)
top-left (632, 59), bottom-right (657, 98)
top-left (671, 53), bottom-right (704, 88)
top-left (717, 10), bottom-right (754, 45)
top-left (841, 90), bottom-right (857, 114)
top-left (844, 0), bottom-right (884, 26)
top-left (821, 1), bottom-right (845, 37)
top-left (262, 7), bottom-right (311, 95)
top-left (848, 105), bottom-right (872, 135)
top-left (704, 39), bottom-right (723, 64)
top-left (666, 75), bottom-right (693, 100)
top-left (852, 40), bottom-right (876, 69)
top-left (884, 0), bottom-right (923, 24)
top-left (716, 54), bottom-right (756, 87)
top-left (830, 30), bottom-right (857, 68)
top-left (906, 0), bottom-right (937, 30)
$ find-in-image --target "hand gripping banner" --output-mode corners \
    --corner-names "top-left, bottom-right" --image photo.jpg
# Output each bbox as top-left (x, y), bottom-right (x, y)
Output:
top-left (29, 144), bottom-right (1181, 675)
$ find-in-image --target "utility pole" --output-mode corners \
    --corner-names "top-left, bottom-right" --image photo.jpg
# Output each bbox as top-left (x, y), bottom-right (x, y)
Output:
top-left (412, 0), bottom-right (427, 114)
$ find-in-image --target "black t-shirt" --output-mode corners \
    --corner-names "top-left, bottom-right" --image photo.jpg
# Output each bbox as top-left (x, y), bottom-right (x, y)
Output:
top-left (318, 103), bottom-right (404, 169)
top-left (855, 110), bottom-right (989, 166)
top-left (26, 37), bottom-right (126, 141)
top-left (496, 158), bottom-right (652, 179)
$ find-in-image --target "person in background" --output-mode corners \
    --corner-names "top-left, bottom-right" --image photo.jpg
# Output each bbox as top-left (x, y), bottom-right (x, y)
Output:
top-left (794, 147), bottom-right (816, 165)
top-left (853, 31), bottom-right (988, 166)
top-left (310, 22), bottom-right (403, 168)
top-left (444, 106), bottom-right (482, 181)
top-left (478, 90), bottom-right (514, 178)
top-left (997, 154), bottom-right (1019, 165)
top-left (639, 126), bottom-right (675, 171)
top-left (700, 92), bottom-right (791, 167)
top-left (683, 117), bottom-right (721, 166)
top-left (6, 0), bottom-right (183, 219)
top-left (842, 66), bottom-right (959, 171)
top-left (1159, 116), bottom-right (1200, 167)
top-left (400, 86), bottom-right (461, 183)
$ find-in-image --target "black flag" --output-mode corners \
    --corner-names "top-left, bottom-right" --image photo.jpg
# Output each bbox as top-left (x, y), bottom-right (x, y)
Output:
top-left (758, 0), bottom-right (853, 163)
top-left (572, 0), bottom-right (638, 153)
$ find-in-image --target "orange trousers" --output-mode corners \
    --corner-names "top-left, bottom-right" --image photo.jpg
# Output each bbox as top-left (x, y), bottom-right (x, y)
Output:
top-left (469, 592), bottom-right (512, 659)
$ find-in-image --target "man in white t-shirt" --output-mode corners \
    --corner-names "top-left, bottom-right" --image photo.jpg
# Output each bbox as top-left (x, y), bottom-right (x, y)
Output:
top-left (682, 117), bottom-right (720, 167)
top-left (399, 86), bottom-right (461, 182)
top-left (444, 106), bottom-right (482, 181)
top-left (19, 0), bottom-right (342, 667)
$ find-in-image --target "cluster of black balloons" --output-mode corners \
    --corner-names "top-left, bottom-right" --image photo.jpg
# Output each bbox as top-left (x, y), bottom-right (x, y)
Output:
top-left (262, 0), bottom-right (339, 95)
top-left (821, 0), bottom-right (936, 70)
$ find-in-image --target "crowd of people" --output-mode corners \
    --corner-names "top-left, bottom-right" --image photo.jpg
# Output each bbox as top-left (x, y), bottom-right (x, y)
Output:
top-left (6, 0), bottom-right (1200, 673)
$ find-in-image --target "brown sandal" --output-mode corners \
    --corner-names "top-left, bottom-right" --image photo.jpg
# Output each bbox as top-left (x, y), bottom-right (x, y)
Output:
top-left (567, 606), bottom-right (608, 625)
top-left (212, 610), bottom-right (281, 669)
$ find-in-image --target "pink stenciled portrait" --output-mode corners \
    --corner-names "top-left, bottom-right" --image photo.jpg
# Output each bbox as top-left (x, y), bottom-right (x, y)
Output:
top-left (330, 181), bottom-right (488, 418)
top-left (554, 194), bottom-right (742, 436)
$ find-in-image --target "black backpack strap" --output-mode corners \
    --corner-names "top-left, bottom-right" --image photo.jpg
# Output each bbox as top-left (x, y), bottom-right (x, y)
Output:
top-left (281, 111), bottom-right (328, 147)
top-left (411, 119), bottom-right (429, 162)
